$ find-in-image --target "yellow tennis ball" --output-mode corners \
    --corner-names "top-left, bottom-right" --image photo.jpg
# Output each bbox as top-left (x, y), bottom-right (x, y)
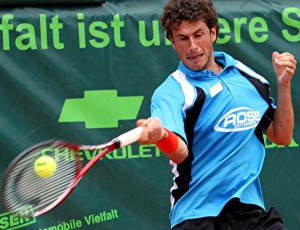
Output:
top-left (34, 156), bottom-right (57, 178)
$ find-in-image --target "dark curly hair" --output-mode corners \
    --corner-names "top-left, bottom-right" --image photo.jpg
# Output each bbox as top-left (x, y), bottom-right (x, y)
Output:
top-left (160, 0), bottom-right (220, 40)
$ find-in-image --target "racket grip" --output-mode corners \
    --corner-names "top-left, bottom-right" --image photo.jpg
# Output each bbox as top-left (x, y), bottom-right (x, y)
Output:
top-left (116, 127), bottom-right (144, 147)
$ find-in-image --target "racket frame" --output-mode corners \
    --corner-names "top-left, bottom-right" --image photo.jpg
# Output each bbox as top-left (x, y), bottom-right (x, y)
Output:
top-left (1, 127), bottom-right (143, 217)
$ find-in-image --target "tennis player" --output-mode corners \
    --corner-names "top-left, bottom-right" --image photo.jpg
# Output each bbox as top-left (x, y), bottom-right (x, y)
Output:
top-left (137, 0), bottom-right (297, 229)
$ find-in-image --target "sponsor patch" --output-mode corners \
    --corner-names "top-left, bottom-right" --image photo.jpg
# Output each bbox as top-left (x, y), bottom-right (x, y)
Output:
top-left (214, 107), bottom-right (261, 132)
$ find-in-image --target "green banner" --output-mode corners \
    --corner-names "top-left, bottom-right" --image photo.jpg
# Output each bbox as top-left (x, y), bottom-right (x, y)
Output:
top-left (0, 0), bottom-right (299, 229)
top-left (0, 0), bottom-right (104, 7)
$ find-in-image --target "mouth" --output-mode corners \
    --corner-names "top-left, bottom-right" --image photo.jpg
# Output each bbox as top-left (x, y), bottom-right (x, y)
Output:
top-left (187, 53), bottom-right (203, 62)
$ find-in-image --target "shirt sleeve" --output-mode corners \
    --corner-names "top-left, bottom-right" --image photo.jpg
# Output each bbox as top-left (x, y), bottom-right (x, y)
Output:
top-left (150, 76), bottom-right (188, 142)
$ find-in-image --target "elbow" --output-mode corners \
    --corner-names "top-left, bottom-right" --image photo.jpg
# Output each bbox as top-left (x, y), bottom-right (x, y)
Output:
top-left (169, 147), bottom-right (189, 164)
top-left (272, 135), bottom-right (293, 146)
top-left (267, 125), bottom-right (293, 146)
top-left (172, 152), bottom-right (188, 164)
top-left (275, 139), bottom-right (292, 146)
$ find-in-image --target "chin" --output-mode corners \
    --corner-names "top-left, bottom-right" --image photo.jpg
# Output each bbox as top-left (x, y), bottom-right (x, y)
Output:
top-left (189, 64), bottom-right (205, 71)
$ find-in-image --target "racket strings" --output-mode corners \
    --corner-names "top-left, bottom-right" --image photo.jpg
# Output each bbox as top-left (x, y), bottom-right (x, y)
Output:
top-left (4, 161), bottom-right (76, 193)
top-left (5, 169), bottom-right (75, 206)
top-left (2, 144), bottom-right (80, 215)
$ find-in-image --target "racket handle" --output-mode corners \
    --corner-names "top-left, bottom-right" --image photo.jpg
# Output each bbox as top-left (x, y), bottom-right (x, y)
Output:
top-left (116, 127), bottom-right (144, 147)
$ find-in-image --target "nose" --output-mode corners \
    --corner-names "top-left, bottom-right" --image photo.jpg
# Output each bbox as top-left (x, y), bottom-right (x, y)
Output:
top-left (189, 38), bottom-right (198, 52)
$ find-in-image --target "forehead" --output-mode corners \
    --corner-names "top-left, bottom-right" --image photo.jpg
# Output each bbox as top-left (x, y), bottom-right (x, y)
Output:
top-left (172, 20), bottom-right (209, 36)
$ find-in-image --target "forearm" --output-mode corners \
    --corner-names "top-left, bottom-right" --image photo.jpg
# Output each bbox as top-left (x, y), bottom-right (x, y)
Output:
top-left (269, 83), bottom-right (294, 145)
top-left (266, 51), bottom-right (296, 145)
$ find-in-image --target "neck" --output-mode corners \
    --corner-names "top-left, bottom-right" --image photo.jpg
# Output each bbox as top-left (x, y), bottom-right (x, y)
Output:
top-left (212, 62), bottom-right (222, 75)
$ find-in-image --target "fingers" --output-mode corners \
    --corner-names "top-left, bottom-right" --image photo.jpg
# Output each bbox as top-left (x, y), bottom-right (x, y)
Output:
top-left (272, 52), bottom-right (297, 69)
top-left (136, 117), bottom-right (165, 144)
top-left (136, 119), bottom-right (148, 127)
top-left (272, 51), bottom-right (280, 60)
top-left (272, 51), bottom-right (297, 82)
top-left (136, 117), bottom-right (161, 128)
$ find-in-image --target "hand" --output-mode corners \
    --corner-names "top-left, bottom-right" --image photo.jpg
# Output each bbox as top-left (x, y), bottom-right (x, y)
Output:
top-left (136, 117), bottom-right (167, 145)
top-left (272, 51), bottom-right (297, 85)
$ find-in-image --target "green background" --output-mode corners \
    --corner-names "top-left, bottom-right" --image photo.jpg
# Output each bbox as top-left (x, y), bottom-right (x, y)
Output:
top-left (0, 0), bottom-right (299, 229)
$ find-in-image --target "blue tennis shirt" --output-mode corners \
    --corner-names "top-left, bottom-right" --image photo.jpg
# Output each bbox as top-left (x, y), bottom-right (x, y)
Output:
top-left (151, 52), bottom-right (276, 228)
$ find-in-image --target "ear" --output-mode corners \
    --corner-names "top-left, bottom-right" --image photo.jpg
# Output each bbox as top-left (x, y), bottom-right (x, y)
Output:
top-left (170, 38), bottom-right (176, 50)
top-left (210, 26), bottom-right (217, 43)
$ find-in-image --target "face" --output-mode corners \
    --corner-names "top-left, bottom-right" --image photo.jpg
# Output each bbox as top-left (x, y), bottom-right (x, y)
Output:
top-left (170, 20), bottom-right (217, 71)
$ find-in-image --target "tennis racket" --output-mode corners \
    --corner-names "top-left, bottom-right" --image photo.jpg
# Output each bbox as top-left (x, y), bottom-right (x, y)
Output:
top-left (1, 127), bottom-right (143, 217)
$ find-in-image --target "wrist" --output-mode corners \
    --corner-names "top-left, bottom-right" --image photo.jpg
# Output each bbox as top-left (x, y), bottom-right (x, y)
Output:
top-left (155, 128), bottom-right (179, 154)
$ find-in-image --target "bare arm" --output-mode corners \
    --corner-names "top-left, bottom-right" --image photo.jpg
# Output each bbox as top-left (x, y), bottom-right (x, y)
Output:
top-left (266, 52), bottom-right (297, 145)
top-left (136, 118), bottom-right (188, 163)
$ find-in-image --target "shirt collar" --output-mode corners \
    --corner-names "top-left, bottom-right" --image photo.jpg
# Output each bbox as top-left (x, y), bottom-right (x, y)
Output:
top-left (177, 52), bottom-right (238, 78)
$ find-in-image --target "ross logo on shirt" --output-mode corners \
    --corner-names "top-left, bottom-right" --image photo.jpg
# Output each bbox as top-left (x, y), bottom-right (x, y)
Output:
top-left (214, 107), bottom-right (261, 132)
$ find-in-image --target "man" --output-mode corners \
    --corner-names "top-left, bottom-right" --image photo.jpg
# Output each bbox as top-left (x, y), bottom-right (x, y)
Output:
top-left (137, 0), bottom-right (297, 229)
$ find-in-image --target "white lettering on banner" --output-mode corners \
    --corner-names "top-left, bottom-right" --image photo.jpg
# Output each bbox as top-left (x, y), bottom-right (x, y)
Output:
top-left (38, 209), bottom-right (119, 230)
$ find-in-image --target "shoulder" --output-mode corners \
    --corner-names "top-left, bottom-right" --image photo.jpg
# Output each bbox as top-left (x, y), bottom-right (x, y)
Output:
top-left (234, 61), bottom-right (272, 102)
top-left (234, 61), bottom-right (269, 85)
top-left (151, 73), bottom-right (185, 105)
